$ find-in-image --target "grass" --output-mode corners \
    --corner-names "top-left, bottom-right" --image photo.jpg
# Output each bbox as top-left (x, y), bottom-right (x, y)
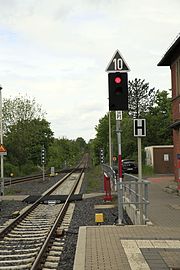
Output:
top-left (5, 187), bottom-right (22, 195)
top-left (85, 164), bottom-right (155, 192)
top-left (85, 165), bottom-right (103, 193)
top-left (5, 187), bottom-right (17, 195)
top-left (142, 165), bottom-right (154, 177)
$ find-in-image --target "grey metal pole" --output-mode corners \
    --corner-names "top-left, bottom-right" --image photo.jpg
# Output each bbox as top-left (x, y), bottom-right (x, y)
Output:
top-left (42, 164), bottom-right (45, 181)
top-left (144, 181), bottom-right (149, 221)
top-left (116, 119), bottom-right (123, 224)
top-left (109, 111), bottom-right (112, 167)
top-left (0, 86), bottom-right (4, 196)
top-left (138, 137), bottom-right (144, 224)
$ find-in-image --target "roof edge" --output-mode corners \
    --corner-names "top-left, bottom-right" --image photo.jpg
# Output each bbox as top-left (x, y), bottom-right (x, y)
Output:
top-left (158, 34), bottom-right (180, 66)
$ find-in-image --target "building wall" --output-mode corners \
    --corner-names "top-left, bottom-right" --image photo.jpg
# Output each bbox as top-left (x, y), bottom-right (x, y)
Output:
top-left (173, 128), bottom-right (180, 180)
top-left (153, 147), bottom-right (174, 174)
top-left (145, 146), bottom-right (173, 174)
top-left (171, 58), bottom-right (180, 181)
top-left (171, 59), bottom-right (180, 120)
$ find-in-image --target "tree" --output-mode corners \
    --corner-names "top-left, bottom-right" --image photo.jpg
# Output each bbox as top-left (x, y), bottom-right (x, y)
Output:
top-left (48, 138), bottom-right (69, 169)
top-left (93, 113), bottom-right (110, 165)
top-left (3, 95), bottom-right (45, 134)
top-left (76, 137), bottom-right (87, 154)
top-left (121, 113), bottom-right (137, 160)
top-left (143, 90), bottom-right (172, 146)
top-left (91, 86), bottom-right (172, 166)
top-left (48, 137), bottom-right (87, 169)
top-left (4, 118), bottom-right (54, 174)
top-left (128, 78), bottom-right (156, 118)
top-left (3, 95), bottom-right (53, 175)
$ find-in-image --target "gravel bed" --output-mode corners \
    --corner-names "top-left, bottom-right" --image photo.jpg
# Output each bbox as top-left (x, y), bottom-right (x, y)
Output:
top-left (0, 174), bottom-right (64, 225)
top-left (0, 170), bottom-right (130, 270)
top-left (58, 197), bottom-right (119, 270)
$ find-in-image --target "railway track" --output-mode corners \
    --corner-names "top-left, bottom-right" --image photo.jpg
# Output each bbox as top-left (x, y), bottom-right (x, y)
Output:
top-left (4, 167), bottom-right (74, 187)
top-left (0, 156), bottom-right (88, 269)
top-left (4, 173), bottom-right (48, 186)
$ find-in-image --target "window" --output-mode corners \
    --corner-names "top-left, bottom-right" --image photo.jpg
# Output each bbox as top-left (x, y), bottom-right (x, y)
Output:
top-left (164, 154), bottom-right (169, 161)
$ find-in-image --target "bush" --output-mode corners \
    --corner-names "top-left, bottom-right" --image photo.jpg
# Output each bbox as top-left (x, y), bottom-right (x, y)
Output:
top-left (20, 162), bottom-right (40, 176)
top-left (142, 165), bottom-right (154, 177)
top-left (4, 162), bottom-right (20, 177)
top-left (4, 161), bottom-right (40, 177)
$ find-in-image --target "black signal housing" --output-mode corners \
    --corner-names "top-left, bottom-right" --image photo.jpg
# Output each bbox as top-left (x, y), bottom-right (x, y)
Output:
top-left (108, 72), bottom-right (128, 111)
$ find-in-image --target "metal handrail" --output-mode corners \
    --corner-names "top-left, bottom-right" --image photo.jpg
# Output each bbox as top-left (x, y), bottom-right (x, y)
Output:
top-left (101, 164), bottom-right (150, 223)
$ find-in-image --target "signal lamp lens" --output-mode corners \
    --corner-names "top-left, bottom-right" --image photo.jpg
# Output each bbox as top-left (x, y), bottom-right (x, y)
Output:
top-left (115, 77), bottom-right (121, 84)
top-left (115, 87), bottom-right (122, 94)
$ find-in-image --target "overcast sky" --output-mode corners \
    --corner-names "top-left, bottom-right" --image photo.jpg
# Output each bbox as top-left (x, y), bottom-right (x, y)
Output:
top-left (0, 0), bottom-right (179, 142)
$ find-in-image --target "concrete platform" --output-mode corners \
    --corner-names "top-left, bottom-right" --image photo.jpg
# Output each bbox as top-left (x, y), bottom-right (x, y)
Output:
top-left (74, 175), bottom-right (180, 269)
top-left (73, 225), bottom-right (180, 270)
top-left (0, 195), bottom-right (28, 201)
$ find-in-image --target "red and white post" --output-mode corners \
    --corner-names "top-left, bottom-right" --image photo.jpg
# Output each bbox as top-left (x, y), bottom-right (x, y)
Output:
top-left (103, 172), bottom-right (112, 201)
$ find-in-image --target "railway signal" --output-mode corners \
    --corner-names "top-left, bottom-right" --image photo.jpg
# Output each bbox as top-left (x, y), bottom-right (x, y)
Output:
top-left (41, 146), bottom-right (46, 165)
top-left (100, 149), bottom-right (104, 164)
top-left (41, 146), bottom-right (46, 181)
top-left (106, 50), bottom-right (130, 224)
top-left (108, 72), bottom-right (128, 111)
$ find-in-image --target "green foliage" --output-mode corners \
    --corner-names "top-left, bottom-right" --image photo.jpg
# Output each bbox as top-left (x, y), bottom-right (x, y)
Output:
top-left (76, 137), bottom-right (87, 152)
top-left (128, 78), bottom-right (156, 118)
top-left (121, 113), bottom-right (137, 159)
top-left (87, 139), bottom-right (97, 165)
top-left (2, 95), bottom-right (53, 176)
top-left (3, 95), bottom-right (45, 134)
top-left (84, 165), bottom-right (103, 193)
top-left (2, 86), bottom-right (172, 177)
top-left (5, 187), bottom-right (19, 195)
top-left (4, 119), bottom-right (53, 169)
top-left (143, 90), bottom-right (172, 146)
top-left (4, 162), bottom-right (20, 177)
top-left (2, 95), bottom-right (87, 176)
top-left (90, 84), bottom-right (172, 165)
top-left (142, 165), bottom-right (154, 177)
top-left (48, 137), bottom-right (87, 170)
top-left (93, 113), bottom-right (109, 165)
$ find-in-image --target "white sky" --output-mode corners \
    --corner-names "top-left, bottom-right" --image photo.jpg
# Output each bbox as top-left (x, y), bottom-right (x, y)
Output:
top-left (0, 0), bottom-right (179, 142)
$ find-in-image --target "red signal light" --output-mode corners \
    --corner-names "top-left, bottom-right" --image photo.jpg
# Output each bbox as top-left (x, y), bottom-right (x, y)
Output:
top-left (114, 76), bottom-right (121, 84)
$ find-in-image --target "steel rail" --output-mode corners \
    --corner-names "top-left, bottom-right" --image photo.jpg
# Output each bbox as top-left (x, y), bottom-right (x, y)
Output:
top-left (0, 155), bottom-right (88, 269)
top-left (4, 167), bottom-right (80, 186)
top-left (0, 169), bottom-right (75, 239)
top-left (30, 167), bottom-right (84, 269)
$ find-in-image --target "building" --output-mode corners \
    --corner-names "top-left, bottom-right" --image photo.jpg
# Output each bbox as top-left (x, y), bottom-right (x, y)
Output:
top-left (158, 34), bottom-right (180, 181)
top-left (145, 145), bottom-right (173, 174)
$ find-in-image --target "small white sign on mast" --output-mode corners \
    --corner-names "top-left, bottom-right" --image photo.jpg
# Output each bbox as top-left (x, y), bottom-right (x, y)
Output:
top-left (116, 111), bottom-right (122, 121)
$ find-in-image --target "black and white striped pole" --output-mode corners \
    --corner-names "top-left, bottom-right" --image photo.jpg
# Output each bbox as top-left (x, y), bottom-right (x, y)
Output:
top-left (100, 149), bottom-right (104, 164)
top-left (41, 146), bottom-right (46, 181)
